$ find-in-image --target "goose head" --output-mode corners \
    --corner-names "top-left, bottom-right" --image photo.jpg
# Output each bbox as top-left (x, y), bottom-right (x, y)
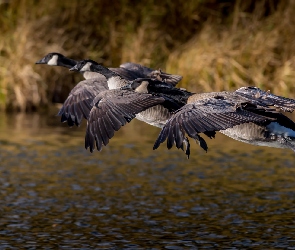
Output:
top-left (69, 59), bottom-right (107, 73)
top-left (36, 52), bottom-right (66, 66)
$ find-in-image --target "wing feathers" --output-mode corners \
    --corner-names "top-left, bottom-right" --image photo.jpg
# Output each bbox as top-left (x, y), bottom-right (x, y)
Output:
top-left (153, 98), bottom-right (272, 154)
top-left (117, 62), bottom-right (182, 86)
top-left (85, 90), bottom-right (165, 151)
top-left (236, 87), bottom-right (295, 112)
top-left (58, 79), bottom-right (108, 126)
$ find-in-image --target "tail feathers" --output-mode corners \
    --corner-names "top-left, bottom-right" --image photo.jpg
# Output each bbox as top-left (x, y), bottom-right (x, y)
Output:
top-left (277, 135), bottom-right (295, 152)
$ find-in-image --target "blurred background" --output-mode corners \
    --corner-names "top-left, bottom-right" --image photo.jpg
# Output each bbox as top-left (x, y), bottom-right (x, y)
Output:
top-left (1, 1), bottom-right (295, 248)
top-left (1, 0), bottom-right (295, 111)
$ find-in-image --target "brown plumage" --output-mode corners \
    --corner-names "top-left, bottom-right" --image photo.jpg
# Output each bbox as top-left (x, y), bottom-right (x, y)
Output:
top-left (36, 55), bottom-right (182, 127)
top-left (58, 78), bottom-right (109, 126)
top-left (85, 89), bottom-right (165, 152)
top-left (153, 86), bottom-right (295, 153)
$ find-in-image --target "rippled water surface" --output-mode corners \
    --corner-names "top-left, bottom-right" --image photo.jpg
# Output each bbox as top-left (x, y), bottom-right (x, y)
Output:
top-left (0, 110), bottom-right (295, 249)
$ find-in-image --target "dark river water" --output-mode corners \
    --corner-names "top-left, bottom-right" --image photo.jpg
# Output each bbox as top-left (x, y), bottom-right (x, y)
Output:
top-left (0, 109), bottom-right (295, 249)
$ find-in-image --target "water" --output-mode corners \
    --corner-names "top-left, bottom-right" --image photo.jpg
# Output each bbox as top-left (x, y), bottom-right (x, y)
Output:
top-left (0, 110), bottom-right (294, 249)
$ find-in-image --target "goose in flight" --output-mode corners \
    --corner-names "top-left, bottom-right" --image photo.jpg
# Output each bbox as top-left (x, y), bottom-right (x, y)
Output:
top-left (36, 55), bottom-right (295, 156)
top-left (69, 59), bottom-right (181, 129)
top-left (148, 84), bottom-right (295, 153)
top-left (69, 62), bottom-right (295, 156)
top-left (36, 53), bottom-right (182, 83)
top-left (36, 54), bottom-right (182, 127)
top-left (83, 79), bottom-right (274, 156)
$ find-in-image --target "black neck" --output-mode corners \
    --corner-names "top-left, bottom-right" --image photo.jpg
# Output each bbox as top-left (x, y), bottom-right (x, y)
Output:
top-left (60, 57), bottom-right (78, 68)
top-left (91, 65), bottom-right (120, 80)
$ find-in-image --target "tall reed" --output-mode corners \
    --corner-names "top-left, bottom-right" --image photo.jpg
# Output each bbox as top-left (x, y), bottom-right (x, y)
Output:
top-left (0, 0), bottom-right (293, 111)
top-left (167, 1), bottom-right (295, 98)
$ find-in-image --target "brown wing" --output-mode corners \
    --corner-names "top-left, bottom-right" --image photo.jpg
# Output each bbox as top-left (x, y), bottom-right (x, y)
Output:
top-left (235, 87), bottom-right (295, 112)
top-left (114, 62), bottom-right (182, 86)
top-left (153, 97), bottom-right (271, 152)
top-left (58, 78), bottom-right (108, 127)
top-left (110, 67), bottom-right (143, 81)
top-left (85, 89), bottom-right (165, 152)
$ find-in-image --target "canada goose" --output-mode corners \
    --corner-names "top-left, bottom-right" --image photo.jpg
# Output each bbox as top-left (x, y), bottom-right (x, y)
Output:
top-left (70, 59), bottom-right (182, 88)
top-left (85, 88), bottom-right (171, 152)
top-left (36, 54), bottom-right (109, 126)
top-left (217, 87), bottom-right (295, 151)
top-left (65, 61), bottom-right (186, 153)
top-left (151, 85), bottom-right (295, 153)
top-left (36, 53), bottom-right (182, 83)
top-left (57, 78), bottom-right (109, 126)
top-left (69, 60), bottom-right (180, 128)
top-left (36, 52), bottom-right (104, 80)
top-left (36, 52), bottom-right (76, 67)
top-left (37, 55), bottom-right (295, 155)
top-left (36, 55), bottom-right (182, 127)
top-left (84, 79), bottom-right (272, 156)
top-left (70, 60), bottom-right (127, 89)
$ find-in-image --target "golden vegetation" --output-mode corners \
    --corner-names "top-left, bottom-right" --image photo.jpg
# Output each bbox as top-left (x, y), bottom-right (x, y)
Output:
top-left (0, 0), bottom-right (294, 111)
top-left (167, 1), bottom-right (295, 96)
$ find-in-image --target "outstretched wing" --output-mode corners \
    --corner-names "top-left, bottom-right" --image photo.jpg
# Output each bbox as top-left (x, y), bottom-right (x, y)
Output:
top-left (153, 97), bottom-right (271, 152)
top-left (118, 62), bottom-right (183, 86)
top-left (235, 87), bottom-right (295, 112)
top-left (58, 78), bottom-right (108, 126)
top-left (110, 67), bottom-right (144, 81)
top-left (85, 89), bottom-right (165, 152)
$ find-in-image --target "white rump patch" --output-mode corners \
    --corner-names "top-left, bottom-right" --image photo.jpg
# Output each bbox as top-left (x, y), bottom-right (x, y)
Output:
top-left (47, 55), bottom-right (58, 65)
top-left (80, 62), bottom-right (92, 72)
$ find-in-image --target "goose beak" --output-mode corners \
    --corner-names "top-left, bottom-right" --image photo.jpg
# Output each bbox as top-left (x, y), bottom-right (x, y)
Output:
top-left (69, 65), bottom-right (79, 71)
top-left (35, 57), bottom-right (46, 64)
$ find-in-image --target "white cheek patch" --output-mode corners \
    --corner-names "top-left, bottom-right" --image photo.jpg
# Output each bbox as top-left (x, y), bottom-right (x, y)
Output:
top-left (80, 62), bottom-right (92, 72)
top-left (135, 81), bottom-right (149, 93)
top-left (47, 55), bottom-right (58, 65)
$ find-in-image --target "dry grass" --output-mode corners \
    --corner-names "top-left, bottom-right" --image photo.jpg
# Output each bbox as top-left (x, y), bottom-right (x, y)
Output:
top-left (0, 0), bottom-right (295, 111)
top-left (167, 1), bottom-right (295, 97)
top-left (0, 0), bottom-right (206, 110)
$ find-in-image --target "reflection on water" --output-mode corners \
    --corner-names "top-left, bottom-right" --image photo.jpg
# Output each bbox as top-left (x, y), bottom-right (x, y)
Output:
top-left (0, 110), bottom-right (294, 249)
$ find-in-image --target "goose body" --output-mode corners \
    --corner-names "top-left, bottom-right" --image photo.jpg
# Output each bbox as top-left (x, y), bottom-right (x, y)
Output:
top-left (70, 60), bottom-right (181, 128)
top-left (135, 105), bottom-right (171, 128)
top-left (187, 88), bottom-right (295, 150)
top-left (36, 55), bottom-right (181, 127)
top-left (85, 80), bottom-right (272, 156)
top-left (85, 89), bottom-right (167, 152)
top-left (153, 85), bottom-right (295, 154)
top-left (220, 122), bottom-right (295, 149)
top-left (36, 54), bottom-right (295, 156)
top-left (219, 115), bottom-right (295, 150)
